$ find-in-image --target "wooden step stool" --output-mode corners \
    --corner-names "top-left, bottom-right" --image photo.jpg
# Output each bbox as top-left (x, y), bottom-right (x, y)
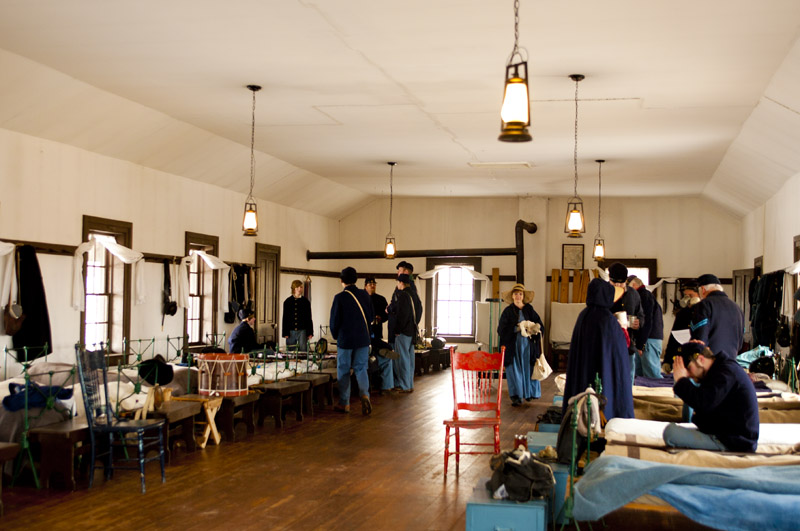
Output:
top-left (173, 394), bottom-right (223, 448)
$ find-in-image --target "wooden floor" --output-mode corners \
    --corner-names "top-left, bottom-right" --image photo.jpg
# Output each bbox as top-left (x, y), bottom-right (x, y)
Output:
top-left (2, 368), bottom-right (712, 530)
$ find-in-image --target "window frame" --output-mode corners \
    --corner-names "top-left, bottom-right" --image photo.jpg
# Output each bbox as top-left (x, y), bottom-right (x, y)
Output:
top-left (184, 232), bottom-right (219, 346)
top-left (424, 257), bottom-right (482, 344)
top-left (596, 258), bottom-right (658, 283)
top-left (81, 215), bottom-right (132, 362)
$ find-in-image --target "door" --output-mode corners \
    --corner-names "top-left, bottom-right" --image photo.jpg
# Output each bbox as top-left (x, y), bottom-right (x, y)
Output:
top-left (255, 243), bottom-right (280, 345)
top-left (732, 267), bottom-right (755, 349)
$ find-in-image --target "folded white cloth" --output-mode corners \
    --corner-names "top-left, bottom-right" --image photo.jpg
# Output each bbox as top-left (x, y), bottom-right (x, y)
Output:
top-left (519, 320), bottom-right (541, 338)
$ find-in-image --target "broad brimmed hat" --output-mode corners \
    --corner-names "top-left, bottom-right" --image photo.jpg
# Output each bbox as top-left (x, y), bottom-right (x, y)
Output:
top-left (502, 283), bottom-right (534, 304)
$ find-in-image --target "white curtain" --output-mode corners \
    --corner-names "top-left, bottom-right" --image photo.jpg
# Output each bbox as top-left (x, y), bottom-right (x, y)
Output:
top-left (71, 239), bottom-right (145, 311)
top-left (417, 265), bottom-right (491, 302)
top-left (0, 241), bottom-right (18, 335)
top-left (176, 251), bottom-right (230, 312)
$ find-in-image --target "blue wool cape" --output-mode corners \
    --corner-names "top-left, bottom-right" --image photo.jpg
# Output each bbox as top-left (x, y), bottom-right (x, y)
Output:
top-left (563, 278), bottom-right (634, 420)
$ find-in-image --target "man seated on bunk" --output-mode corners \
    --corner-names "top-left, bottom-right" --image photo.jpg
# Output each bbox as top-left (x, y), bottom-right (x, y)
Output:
top-left (664, 341), bottom-right (759, 452)
top-left (228, 310), bottom-right (262, 354)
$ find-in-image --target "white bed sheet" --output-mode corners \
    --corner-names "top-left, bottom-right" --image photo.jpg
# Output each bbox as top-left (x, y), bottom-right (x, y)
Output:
top-left (549, 302), bottom-right (584, 343)
top-left (604, 417), bottom-right (800, 454)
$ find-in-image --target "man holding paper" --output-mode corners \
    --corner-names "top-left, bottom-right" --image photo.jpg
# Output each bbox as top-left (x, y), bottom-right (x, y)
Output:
top-left (689, 273), bottom-right (745, 360)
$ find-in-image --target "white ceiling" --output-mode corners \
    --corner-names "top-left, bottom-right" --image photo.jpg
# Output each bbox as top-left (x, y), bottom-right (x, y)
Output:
top-left (2, 0), bottom-right (800, 219)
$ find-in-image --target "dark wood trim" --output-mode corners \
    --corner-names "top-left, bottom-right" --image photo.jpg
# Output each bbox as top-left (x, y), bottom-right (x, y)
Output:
top-left (0, 238), bottom-right (77, 256)
top-left (306, 247), bottom-right (516, 261)
top-left (596, 258), bottom-right (658, 281)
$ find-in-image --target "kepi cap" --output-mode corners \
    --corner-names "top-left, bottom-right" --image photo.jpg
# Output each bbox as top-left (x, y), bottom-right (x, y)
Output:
top-left (608, 262), bottom-right (628, 283)
top-left (696, 273), bottom-right (721, 286)
top-left (396, 273), bottom-right (411, 284)
top-left (340, 266), bottom-right (358, 285)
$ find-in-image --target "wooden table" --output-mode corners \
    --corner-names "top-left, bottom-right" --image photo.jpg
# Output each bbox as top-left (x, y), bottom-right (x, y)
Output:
top-left (172, 394), bottom-right (223, 448)
top-left (251, 381), bottom-right (310, 428)
top-left (152, 400), bottom-right (202, 461)
top-left (0, 442), bottom-right (20, 514)
top-left (28, 419), bottom-right (89, 490)
top-left (414, 349), bottom-right (432, 375)
top-left (215, 392), bottom-right (259, 442)
top-left (287, 372), bottom-right (332, 416)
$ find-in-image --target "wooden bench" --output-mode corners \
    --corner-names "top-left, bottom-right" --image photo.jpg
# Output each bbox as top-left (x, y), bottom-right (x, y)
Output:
top-left (152, 400), bottom-right (201, 461)
top-left (172, 394), bottom-right (223, 448)
top-left (251, 380), bottom-right (310, 428)
top-left (308, 367), bottom-right (338, 405)
top-left (215, 392), bottom-right (259, 442)
top-left (287, 372), bottom-right (333, 415)
top-left (28, 419), bottom-right (89, 490)
top-left (0, 442), bottom-right (20, 514)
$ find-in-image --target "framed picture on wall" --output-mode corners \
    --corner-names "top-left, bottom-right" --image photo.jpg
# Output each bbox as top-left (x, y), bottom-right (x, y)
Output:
top-left (562, 244), bottom-right (584, 270)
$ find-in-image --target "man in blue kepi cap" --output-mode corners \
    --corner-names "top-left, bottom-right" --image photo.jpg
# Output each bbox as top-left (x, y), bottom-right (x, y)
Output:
top-left (664, 342), bottom-right (759, 452)
top-left (689, 273), bottom-right (744, 360)
top-left (330, 266), bottom-right (375, 415)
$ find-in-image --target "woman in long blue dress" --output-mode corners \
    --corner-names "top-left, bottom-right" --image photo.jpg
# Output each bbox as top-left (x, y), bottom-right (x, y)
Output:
top-left (498, 283), bottom-right (544, 406)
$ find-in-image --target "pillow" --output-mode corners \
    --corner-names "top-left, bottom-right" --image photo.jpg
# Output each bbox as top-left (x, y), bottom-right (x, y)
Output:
top-left (26, 362), bottom-right (77, 387)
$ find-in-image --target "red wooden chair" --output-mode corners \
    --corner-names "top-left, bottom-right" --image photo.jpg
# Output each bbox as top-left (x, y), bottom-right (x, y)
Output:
top-left (443, 346), bottom-right (505, 475)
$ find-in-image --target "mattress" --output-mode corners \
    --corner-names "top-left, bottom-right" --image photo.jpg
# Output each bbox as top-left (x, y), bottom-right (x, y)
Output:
top-left (604, 418), bottom-right (800, 455)
top-left (633, 388), bottom-right (800, 423)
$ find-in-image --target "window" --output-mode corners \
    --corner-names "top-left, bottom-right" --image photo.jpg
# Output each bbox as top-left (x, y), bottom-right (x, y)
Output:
top-left (793, 236), bottom-right (800, 315)
top-left (425, 257), bottom-right (481, 342)
top-left (597, 258), bottom-right (657, 285)
top-left (81, 216), bottom-right (132, 357)
top-left (185, 232), bottom-right (219, 345)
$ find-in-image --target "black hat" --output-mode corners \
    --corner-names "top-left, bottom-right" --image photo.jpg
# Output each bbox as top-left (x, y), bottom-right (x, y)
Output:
top-left (364, 276), bottom-right (377, 286)
top-left (608, 262), bottom-right (628, 283)
top-left (340, 267), bottom-right (358, 285)
top-left (677, 342), bottom-right (709, 366)
top-left (396, 273), bottom-right (411, 284)
top-left (396, 261), bottom-right (414, 272)
top-left (680, 278), bottom-right (698, 291)
top-left (696, 273), bottom-right (721, 286)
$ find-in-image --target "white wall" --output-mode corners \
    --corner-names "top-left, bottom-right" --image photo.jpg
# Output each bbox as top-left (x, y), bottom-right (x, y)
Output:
top-left (0, 128), bottom-right (341, 362)
top-left (339, 193), bottom-right (744, 342)
top-left (742, 171), bottom-right (800, 272)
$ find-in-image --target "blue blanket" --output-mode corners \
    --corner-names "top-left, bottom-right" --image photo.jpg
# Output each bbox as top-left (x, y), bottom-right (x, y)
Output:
top-left (573, 456), bottom-right (800, 530)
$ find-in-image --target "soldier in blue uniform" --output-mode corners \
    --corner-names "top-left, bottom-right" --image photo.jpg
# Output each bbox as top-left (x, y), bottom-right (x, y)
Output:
top-left (689, 273), bottom-right (745, 360)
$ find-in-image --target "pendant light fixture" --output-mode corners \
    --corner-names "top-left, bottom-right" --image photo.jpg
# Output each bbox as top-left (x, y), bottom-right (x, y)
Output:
top-left (384, 162), bottom-right (397, 259)
top-left (498, 0), bottom-right (531, 142)
top-left (242, 84), bottom-right (261, 237)
top-left (592, 159), bottom-right (606, 260)
top-left (564, 74), bottom-right (585, 238)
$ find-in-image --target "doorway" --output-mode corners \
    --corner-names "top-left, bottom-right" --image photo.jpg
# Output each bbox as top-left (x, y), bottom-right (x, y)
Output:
top-left (255, 243), bottom-right (280, 345)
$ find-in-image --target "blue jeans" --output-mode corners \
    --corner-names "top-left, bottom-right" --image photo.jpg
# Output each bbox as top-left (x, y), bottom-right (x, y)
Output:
top-left (663, 423), bottom-right (727, 451)
top-left (635, 339), bottom-right (663, 379)
top-left (394, 334), bottom-right (414, 390)
top-left (375, 354), bottom-right (394, 390)
top-left (337, 346), bottom-right (369, 406)
top-left (286, 330), bottom-right (308, 352)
